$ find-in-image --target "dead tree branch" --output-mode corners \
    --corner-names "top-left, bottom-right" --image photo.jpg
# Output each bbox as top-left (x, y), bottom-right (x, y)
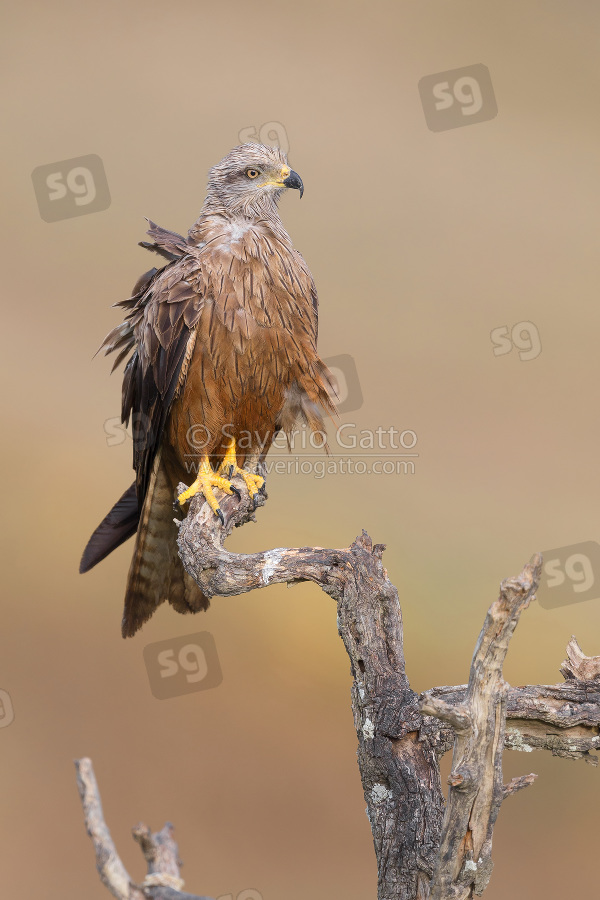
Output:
top-left (77, 483), bottom-right (600, 900)
top-left (560, 636), bottom-right (600, 681)
top-left (176, 484), bottom-right (446, 900)
top-left (420, 557), bottom-right (541, 898)
top-left (75, 758), bottom-right (212, 900)
top-left (423, 680), bottom-right (600, 766)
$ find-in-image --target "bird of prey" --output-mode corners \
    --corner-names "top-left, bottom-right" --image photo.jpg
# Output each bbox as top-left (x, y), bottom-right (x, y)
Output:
top-left (80, 143), bottom-right (336, 637)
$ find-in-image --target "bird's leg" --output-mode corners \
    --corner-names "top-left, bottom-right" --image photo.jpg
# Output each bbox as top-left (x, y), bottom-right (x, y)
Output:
top-left (176, 455), bottom-right (240, 525)
top-left (218, 438), bottom-right (264, 507)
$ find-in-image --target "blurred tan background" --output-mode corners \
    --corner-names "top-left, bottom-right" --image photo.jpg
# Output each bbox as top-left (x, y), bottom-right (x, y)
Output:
top-left (1, 0), bottom-right (599, 897)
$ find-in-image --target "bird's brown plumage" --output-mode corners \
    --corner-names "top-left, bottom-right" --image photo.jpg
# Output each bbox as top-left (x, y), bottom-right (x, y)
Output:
top-left (81, 144), bottom-right (336, 637)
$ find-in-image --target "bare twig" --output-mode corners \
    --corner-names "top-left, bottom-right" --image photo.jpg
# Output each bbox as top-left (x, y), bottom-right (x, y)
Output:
top-left (75, 758), bottom-right (142, 900)
top-left (75, 758), bottom-right (213, 900)
top-left (502, 774), bottom-right (537, 798)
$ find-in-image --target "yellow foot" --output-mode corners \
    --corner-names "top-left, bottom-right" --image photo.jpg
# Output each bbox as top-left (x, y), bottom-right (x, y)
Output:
top-left (218, 439), bottom-right (265, 509)
top-left (176, 456), bottom-right (241, 525)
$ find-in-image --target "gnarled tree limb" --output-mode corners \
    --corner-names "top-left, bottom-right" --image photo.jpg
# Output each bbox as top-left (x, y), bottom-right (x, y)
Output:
top-left (423, 681), bottom-right (600, 765)
top-left (77, 483), bottom-right (600, 900)
top-left (176, 485), bottom-right (446, 900)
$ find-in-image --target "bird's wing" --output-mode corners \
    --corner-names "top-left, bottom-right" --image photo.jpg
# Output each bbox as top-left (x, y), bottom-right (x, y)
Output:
top-left (99, 223), bottom-right (204, 503)
top-left (292, 247), bottom-right (320, 340)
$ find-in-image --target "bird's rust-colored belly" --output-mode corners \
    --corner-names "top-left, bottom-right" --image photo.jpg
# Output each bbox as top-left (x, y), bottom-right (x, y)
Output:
top-left (167, 304), bottom-right (292, 471)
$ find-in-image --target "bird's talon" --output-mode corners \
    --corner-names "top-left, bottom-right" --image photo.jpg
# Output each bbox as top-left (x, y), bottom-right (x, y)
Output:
top-left (176, 456), bottom-right (244, 513)
top-left (216, 508), bottom-right (225, 526)
top-left (230, 485), bottom-right (242, 500)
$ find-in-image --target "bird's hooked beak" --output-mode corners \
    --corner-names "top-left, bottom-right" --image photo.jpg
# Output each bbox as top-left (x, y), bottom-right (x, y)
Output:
top-left (283, 169), bottom-right (304, 199)
top-left (261, 165), bottom-right (304, 198)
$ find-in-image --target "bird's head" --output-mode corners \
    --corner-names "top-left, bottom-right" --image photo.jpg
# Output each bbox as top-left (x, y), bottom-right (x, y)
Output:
top-left (203, 143), bottom-right (304, 218)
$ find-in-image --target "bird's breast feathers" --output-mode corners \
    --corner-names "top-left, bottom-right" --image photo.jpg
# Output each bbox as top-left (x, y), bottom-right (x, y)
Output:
top-left (187, 216), bottom-right (318, 355)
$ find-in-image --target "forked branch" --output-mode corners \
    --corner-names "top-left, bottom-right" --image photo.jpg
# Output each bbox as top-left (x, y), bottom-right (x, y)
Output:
top-left (75, 757), bottom-right (211, 900)
top-left (76, 484), bottom-right (600, 900)
top-left (420, 556), bottom-right (541, 898)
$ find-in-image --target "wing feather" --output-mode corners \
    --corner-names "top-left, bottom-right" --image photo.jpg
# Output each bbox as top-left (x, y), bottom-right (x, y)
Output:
top-left (99, 231), bottom-right (205, 504)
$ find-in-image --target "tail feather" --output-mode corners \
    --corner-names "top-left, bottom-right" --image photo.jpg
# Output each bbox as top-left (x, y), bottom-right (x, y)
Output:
top-left (80, 484), bottom-right (139, 574)
top-left (121, 449), bottom-right (208, 638)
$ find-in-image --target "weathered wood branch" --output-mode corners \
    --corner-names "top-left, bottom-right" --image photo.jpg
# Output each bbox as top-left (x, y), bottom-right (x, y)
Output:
top-left (77, 482), bottom-right (600, 900)
top-left (423, 680), bottom-right (600, 765)
top-left (421, 557), bottom-right (542, 899)
top-left (560, 635), bottom-right (600, 682)
top-left (75, 758), bottom-right (212, 900)
top-left (176, 484), bottom-right (446, 900)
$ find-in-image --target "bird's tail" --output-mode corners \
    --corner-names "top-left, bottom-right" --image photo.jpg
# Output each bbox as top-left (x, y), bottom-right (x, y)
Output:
top-left (80, 483), bottom-right (139, 574)
top-left (120, 449), bottom-right (209, 638)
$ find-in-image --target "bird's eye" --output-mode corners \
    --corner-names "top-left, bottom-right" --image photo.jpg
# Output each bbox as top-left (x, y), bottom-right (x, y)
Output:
top-left (246, 168), bottom-right (260, 179)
